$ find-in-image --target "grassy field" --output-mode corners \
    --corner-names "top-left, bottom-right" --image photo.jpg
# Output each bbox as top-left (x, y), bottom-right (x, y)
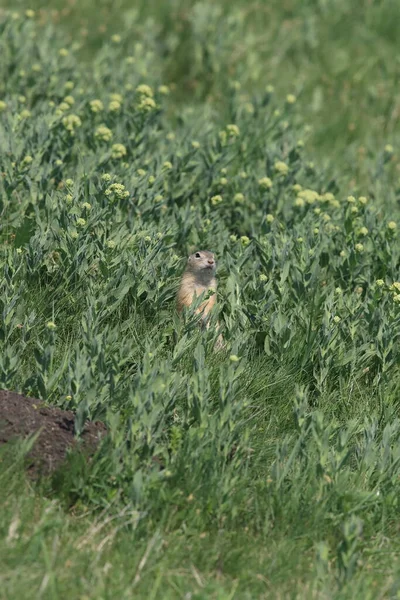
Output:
top-left (1, 2), bottom-right (400, 598)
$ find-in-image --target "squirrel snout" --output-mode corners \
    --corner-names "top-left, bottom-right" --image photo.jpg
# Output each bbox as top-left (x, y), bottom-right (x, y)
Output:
top-left (207, 259), bottom-right (215, 265)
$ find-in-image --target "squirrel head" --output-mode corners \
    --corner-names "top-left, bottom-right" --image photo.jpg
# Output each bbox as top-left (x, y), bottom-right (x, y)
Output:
top-left (186, 250), bottom-right (217, 274)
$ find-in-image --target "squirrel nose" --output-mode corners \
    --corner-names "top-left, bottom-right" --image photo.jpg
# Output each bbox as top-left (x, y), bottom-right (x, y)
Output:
top-left (207, 259), bottom-right (214, 265)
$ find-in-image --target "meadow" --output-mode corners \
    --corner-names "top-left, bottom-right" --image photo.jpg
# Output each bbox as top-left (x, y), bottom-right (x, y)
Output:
top-left (1, 2), bottom-right (400, 598)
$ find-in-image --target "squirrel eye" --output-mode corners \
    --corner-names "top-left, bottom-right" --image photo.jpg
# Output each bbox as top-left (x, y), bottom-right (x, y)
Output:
top-left (195, 252), bottom-right (201, 258)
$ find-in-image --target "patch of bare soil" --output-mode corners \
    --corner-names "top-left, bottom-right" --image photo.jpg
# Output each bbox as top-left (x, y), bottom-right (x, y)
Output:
top-left (0, 390), bottom-right (106, 477)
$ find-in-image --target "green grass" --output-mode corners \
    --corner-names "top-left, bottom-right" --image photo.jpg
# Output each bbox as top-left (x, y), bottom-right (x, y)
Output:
top-left (1, 0), bottom-right (400, 184)
top-left (1, 3), bottom-right (400, 598)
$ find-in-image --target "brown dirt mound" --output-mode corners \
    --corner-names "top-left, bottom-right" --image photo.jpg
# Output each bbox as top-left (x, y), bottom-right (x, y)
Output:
top-left (0, 390), bottom-right (106, 477)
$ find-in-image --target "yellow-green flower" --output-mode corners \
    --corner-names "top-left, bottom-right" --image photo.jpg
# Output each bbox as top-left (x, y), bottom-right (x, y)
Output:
top-left (136, 84), bottom-right (153, 97)
top-left (229, 355), bottom-right (240, 362)
top-left (388, 221), bottom-right (397, 231)
top-left (258, 177), bottom-right (272, 189)
top-left (105, 183), bottom-right (129, 199)
top-left (90, 99), bottom-right (104, 113)
top-left (0, 101), bottom-right (7, 112)
top-left (390, 282), bottom-right (400, 292)
top-left (314, 208), bottom-right (321, 215)
top-left (358, 196), bottom-right (368, 205)
top-left (234, 193), bottom-right (245, 203)
top-left (313, 228), bottom-right (319, 235)
top-left (111, 34), bottom-right (121, 43)
top-left (240, 236), bottom-right (250, 246)
top-left (333, 315), bottom-right (341, 323)
top-left (62, 114), bottom-right (82, 133)
top-left (81, 202), bottom-right (91, 210)
top-left (76, 218), bottom-right (86, 227)
top-left (110, 93), bottom-right (123, 103)
top-left (137, 169), bottom-right (146, 177)
top-left (46, 321), bottom-right (56, 330)
top-left (292, 184), bottom-right (302, 193)
top-left (358, 227), bottom-right (368, 236)
top-left (220, 177), bottom-right (228, 185)
top-left (298, 189), bottom-right (319, 204)
top-left (321, 192), bottom-right (335, 202)
top-left (393, 294), bottom-right (400, 303)
top-left (95, 125), bottom-right (113, 142)
top-left (19, 109), bottom-right (31, 119)
top-left (286, 94), bottom-right (297, 104)
top-left (137, 96), bottom-right (156, 111)
top-left (191, 140), bottom-right (200, 149)
top-left (65, 178), bottom-right (74, 187)
top-left (210, 195), bottom-right (223, 206)
top-left (266, 213), bottom-right (274, 223)
top-left (101, 173), bottom-right (112, 182)
top-left (158, 85), bottom-right (170, 95)
top-left (107, 240), bottom-right (116, 249)
top-left (259, 274), bottom-right (268, 282)
top-left (266, 85), bottom-right (274, 93)
top-left (108, 100), bottom-right (121, 112)
top-left (64, 95), bottom-right (75, 106)
top-left (22, 155), bottom-right (32, 165)
top-left (347, 195), bottom-right (356, 203)
top-left (25, 9), bottom-right (35, 18)
top-left (294, 197), bottom-right (305, 207)
top-left (229, 234), bottom-right (237, 242)
top-left (65, 194), bottom-right (73, 204)
top-left (111, 143), bottom-right (127, 159)
top-left (385, 144), bottom-right (394, 154)
top-left (274, 161), bottom-right (289, 175)
top-left (64, 81), bottom-right (74, 91)
top-left (163, 161), bottom-right (173, 170)
top-left (355, 243), bottom-right (364, 253)
top-left (58, 102), bottom-right (70, 113)
top-left (59, 48), bottom-right (69, 57)
top-left (376, 279), bottom-right (384, 287)
top-left (226, 124), bottom-right (240, 137)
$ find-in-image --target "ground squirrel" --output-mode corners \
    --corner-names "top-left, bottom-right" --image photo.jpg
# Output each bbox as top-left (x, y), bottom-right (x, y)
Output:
top-left (177, 250), bottom-right (217, 320)
top-left (177, 250), bottom-right (223, 347)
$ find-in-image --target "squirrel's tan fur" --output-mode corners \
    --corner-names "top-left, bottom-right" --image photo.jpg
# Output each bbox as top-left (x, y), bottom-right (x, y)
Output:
top-left (176, 250), bottom-right (217, 322)
top-left (177, 250), bottom-right (223, 349)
